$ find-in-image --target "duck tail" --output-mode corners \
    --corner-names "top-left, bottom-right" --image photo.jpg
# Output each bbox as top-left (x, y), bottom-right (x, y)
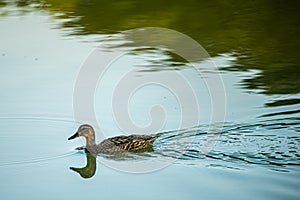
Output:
top-left (149, 135), bottom-right (158, 143)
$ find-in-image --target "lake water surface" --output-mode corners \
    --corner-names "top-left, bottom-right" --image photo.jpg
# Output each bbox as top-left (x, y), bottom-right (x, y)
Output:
top-left (0, 1), bottom-right (299, 200)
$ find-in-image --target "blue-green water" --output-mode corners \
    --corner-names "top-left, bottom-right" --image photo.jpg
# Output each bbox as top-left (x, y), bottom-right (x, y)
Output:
top-left (0, 1), bottom-right (300, 200)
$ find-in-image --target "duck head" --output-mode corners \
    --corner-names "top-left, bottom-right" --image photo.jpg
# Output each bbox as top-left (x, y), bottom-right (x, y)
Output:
top-left (68, 124), bottom-right (95, 141)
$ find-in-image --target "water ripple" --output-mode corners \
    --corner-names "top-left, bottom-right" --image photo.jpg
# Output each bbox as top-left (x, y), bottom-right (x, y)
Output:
top-left (0, 152), bottom-right (76, 166)
top-left (151, 118), bottom-right (300, 170)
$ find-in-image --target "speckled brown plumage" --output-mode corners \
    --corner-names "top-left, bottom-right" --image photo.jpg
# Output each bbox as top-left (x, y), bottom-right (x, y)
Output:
top-left (68, 124), bottom-right (157, 154)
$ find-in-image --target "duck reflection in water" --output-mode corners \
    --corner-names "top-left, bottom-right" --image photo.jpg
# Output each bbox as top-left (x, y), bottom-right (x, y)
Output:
top-left (69, 146), bottom-right (156, 179)
top-left (70, 150), bottom-right (97, 179)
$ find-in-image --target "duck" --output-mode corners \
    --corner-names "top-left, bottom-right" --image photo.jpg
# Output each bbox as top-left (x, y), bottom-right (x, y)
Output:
top-left (68, 124), bottom-right (157, 154)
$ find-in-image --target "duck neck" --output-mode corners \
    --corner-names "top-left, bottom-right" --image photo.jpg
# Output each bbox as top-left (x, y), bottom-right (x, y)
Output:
top-left (85, 134), bottom-right (96, 147)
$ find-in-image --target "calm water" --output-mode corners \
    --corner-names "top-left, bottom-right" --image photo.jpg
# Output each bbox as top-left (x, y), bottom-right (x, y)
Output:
top-left (0, 1), bottom-right (300, 200)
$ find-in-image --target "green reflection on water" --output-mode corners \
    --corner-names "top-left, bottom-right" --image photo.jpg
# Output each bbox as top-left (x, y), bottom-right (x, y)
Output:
top-left (3, 0), bottom-right (300, 95)
top-left (70, 152), bottom-right (97, 179)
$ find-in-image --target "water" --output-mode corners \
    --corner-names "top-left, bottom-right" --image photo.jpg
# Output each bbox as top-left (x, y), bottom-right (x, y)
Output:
top-left (0, 1), bottom-right (300, 200)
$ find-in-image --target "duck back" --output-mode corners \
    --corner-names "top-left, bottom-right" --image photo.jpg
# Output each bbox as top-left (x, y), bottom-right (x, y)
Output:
top-left (92, 134), bottom-right (157, 154)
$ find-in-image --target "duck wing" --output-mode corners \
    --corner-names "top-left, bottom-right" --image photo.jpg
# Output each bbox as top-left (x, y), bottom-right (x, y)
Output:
top-left (107, 135), bottom-right (157, 151)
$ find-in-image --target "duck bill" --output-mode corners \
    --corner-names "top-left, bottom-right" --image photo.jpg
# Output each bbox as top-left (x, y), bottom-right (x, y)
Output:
top-left (68, 132), bottom-right (79, 140)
